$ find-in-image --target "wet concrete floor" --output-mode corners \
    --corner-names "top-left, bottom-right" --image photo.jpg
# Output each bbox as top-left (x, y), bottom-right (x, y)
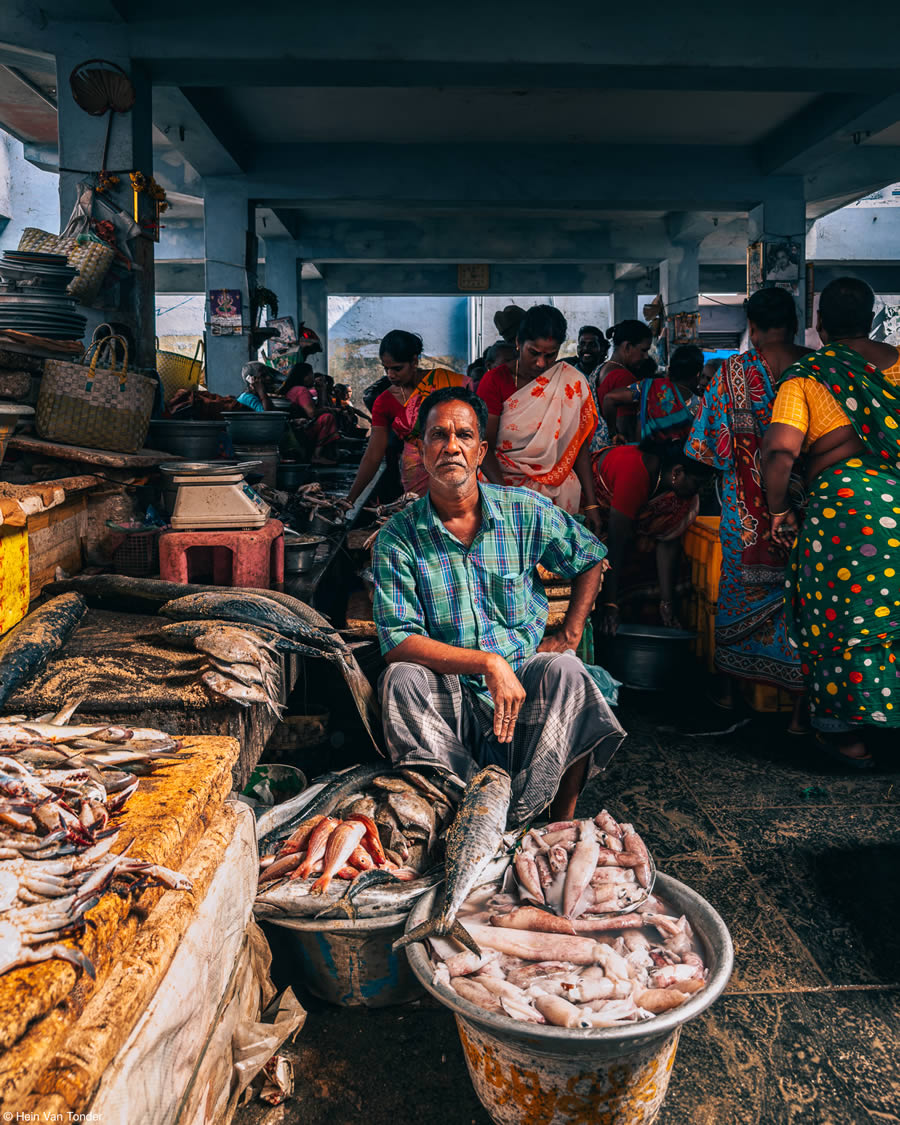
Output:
top-left (237, 691), bottom-right (900, 1124)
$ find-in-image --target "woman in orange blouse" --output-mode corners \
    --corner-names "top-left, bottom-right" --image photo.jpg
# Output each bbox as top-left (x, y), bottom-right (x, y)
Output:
top-left (762, 278), bottom-right (900, 767)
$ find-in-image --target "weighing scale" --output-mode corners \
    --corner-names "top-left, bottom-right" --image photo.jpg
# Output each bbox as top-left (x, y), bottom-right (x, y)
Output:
top-left (160, 461), bottom-right (271, 529)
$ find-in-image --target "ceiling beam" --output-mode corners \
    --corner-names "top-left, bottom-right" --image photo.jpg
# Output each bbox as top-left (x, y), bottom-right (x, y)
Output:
top-left (757, 92), bottom-right (900, 176)
top-left (804, 147), bottom-right (900, 217)
top-left (240, 144), bottom-right (795, 212)
top-left (151, 86), bottom-right (251, 176)
top-left (320, 262), bottom-right (616, 296)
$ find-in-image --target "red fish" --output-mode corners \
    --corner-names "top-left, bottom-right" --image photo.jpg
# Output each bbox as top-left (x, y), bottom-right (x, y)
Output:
top-left (310, 821), bottom-right (366, 894)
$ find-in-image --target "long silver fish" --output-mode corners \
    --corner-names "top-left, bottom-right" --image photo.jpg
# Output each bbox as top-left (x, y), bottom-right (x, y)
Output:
top-left (394, 765), bottom-right (511, 956)
top-left (254, 865), bottom-right (442, 919)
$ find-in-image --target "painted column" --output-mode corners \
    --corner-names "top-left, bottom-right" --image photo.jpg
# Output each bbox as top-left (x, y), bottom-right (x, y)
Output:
top-left (659, 243), bottom-right (699, 351)
top-left (56, 54), bottom-right (156, 367)
top-left (203, 183), bottom-right (252, 396)
top-left (748, 186), bottom-right (807, 343)
top-left (262, 238), bottom-right (300, 332)
top-left (612, 279), bottom-right (639, 325)
top-left (300, 272), bottom-right (329, 375)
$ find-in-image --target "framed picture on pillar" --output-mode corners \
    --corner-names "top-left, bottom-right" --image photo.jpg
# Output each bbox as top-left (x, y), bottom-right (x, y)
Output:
top-left (670, 312), bottom-right (700, 345)
top-left (267, 316), bottom-right (297, 356)
top-left (764, 240), bottom-right (801, 282)
top-left (747, 241), bottom-right (764, 295)
top-left (208, 289), bottom-right (243, 335)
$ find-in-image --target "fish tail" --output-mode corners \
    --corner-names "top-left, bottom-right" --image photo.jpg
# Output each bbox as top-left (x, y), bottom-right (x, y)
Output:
top-left (392, 918), bottom-right (438, 951)
top-left (448, 918), bottom-right (482, 957)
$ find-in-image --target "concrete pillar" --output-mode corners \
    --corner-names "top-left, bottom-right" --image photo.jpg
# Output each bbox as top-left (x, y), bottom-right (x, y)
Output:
top-left (659, 243), bottom-right (699, 351)
top-left (203, 184), bottom-right (252, 396)
top-left (611, 279), bottom-right (638, 325)
top-left (56, 54), bottom-right (156, 367)
top-left (748, 188), bottom-right (807, 344)
top-left (300, 272), bottom-right (329, 375)
top-left (262, 238), bottom-right (300, 330)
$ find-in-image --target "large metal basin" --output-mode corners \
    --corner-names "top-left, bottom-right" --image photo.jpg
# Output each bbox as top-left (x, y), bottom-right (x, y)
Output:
top-left (403, 871), bottom-right (733, 1125)
top-left (597, 624), bottom-right (697, 691)
top-left (264, 909), bottom-right (423, 1008)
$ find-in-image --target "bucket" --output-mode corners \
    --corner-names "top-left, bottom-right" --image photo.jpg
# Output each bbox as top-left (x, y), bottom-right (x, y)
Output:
top-left (265, 909), bottom-right (423, 1008)
top-left (403, 871), bottom-right (733, 1125)
top-left (232, 444), bottom-right (280, 487)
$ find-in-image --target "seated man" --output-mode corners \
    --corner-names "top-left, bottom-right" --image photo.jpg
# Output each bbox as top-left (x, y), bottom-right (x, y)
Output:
top-left (372, 386), bottom-right (625, 825)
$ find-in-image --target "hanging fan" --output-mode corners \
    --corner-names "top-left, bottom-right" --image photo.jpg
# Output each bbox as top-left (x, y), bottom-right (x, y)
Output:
top-left (69, 59), bottom-right (136, 173)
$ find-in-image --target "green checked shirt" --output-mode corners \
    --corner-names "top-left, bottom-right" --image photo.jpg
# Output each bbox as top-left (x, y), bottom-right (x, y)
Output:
top-left (372, 484), bottom-right (607, 695)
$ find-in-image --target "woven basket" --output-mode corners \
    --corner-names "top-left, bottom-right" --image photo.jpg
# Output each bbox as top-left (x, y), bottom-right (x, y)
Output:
top-left (36, 335), bottom-right (156, 453)
top-left (156, 338), bottom-right (204, 404)
top-left (18, 227), bottom-right (115, 305)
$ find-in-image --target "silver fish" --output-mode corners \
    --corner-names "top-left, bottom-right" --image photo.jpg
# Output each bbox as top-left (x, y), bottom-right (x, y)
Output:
top-left (386, 791), bottom-right (436, 849)
top-left (201, 670), bottom-right (282, 717)
top-left (394, 765), bottom-right (511, 956)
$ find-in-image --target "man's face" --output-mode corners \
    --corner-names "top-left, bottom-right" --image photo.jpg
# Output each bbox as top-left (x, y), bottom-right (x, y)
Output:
top-left (421, 400), bottom-right (486, 490)
top-left (577, 332), bottom-right (603, 370)
top-left (671, 466), bottom-right (702, 499)
top-left (518, 336), bottom-right (561, 381)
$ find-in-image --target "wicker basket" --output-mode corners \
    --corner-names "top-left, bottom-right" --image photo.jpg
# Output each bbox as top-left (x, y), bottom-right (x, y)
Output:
top-left (18, 227), bottom-right (115, 305)
top-left (155, 339), bottom-right (205, 404)
top-left (36, 335), bottom-right (156, 453)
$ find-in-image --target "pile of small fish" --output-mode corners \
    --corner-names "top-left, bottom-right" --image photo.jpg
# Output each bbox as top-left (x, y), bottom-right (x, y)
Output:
top-left (257, 482), bottom-right (350, 531)
top-left (255, 762), bottom-right (463, 920)
top-left (512, 812), bottom-right (655, 918)
top-left (360, 493), bottom-right (420, 550)
top-left (0, 700), bottom-right (192, 978)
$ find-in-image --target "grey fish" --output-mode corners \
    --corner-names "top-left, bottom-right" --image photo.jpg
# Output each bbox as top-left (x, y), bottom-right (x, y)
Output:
top-left (399, 768), bottom-right (454, 805)
top-left (341, 795), bottom-right (377, 819)
top-left (46, 575), bottom-right (338, 633)
top-left (386, 791), bottom-right (436, 849)
top-left (256, 763), bottom-right (383, 854)
top-left (201, 669), bottom-right (282, 718)
top-left (394, 765), bottom-right (511, 956)
top-left (372, 775), bottom-right (419, 794)
top-left (0, 594), bottom-right (87, 707)
top-left (160, 592), bottom-right (329, 645)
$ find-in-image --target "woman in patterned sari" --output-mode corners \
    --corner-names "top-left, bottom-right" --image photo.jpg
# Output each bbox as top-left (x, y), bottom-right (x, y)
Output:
top-left (478, 305), bottom-right (601, 534)
top-left (687, 288), bottom-right (808, 730)
top-left (347, 330), bottom-right (464, 504)
top-left (762, 278), bottom-right (900, 766)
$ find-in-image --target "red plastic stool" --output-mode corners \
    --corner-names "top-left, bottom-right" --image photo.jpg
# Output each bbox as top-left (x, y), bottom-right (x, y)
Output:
top-left (159, 519), bottom-right (285, 589)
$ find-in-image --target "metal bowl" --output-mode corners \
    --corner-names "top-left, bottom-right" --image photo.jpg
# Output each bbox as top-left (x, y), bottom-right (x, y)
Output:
top-left (147, 419), bottom-right (226, 460)
top-left (222, 410), bottom-right (288, 445)
top-left (596, 623), bottom-right (697, 691)
top-left (284, 534), bottom-right (326, 574)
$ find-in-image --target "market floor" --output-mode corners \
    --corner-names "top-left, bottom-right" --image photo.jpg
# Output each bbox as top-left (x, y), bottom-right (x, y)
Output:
top-left (238, 691), bottom-right (900, 1125)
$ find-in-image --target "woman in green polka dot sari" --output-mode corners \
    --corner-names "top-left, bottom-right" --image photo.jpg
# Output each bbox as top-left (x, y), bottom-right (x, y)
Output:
top-left (762, 278), bottom-right (900, 766)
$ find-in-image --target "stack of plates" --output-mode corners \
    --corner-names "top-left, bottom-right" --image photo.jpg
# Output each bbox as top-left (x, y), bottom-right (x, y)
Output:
top-left (0, 252), bottom-right (86, 339)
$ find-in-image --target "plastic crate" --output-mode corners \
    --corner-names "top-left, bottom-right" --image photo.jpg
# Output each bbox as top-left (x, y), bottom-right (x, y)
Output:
top-left (110, 528), bottom-right (159, 578)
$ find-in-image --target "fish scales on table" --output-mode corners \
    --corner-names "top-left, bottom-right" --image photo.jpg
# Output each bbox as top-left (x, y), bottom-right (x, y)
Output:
top-left (394, 765), bottom-right (511, 957)
top-left (46, 576), bottom-right (382, 749)
top-left (0, 594), bottom-right (88, 708)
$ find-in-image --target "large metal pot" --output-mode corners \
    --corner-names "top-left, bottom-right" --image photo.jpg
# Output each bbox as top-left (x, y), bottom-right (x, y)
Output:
top-left (276, 461), bottom-right (312, 490)
top-left (146, 419), bottom-right (226, 460)
top-left (222, 410), bottom-right (288, 445)
top-left (403, 871), bottom-right (733, 1125)
top-left (596, 624), bottom-right (697, 691)
top-left (284, 535), bottom-right (325, 575)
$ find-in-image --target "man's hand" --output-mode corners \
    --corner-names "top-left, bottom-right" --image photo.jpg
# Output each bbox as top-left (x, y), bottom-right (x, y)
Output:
top-left (538, 627), bottom-right (579, 655)
top-left (483, 653), bottom-right (527, 743)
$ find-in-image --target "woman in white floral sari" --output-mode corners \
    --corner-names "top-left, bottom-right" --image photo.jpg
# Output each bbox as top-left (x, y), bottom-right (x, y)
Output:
top-left (477, 305), bottom-right (601, 534)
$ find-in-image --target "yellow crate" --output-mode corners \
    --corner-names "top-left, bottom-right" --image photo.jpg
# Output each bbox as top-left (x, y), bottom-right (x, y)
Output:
top-left (0, 525), bottom-right (29, 634)
top-left (742, 682), bottom-right (795, 713)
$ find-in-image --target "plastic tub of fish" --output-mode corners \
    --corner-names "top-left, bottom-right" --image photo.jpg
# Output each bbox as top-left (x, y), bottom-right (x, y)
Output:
top-left (241, 763), bottom-right (307, 809)
top-left (403, 872), bottom-right (733, 1125)
top-left (264, 909), bottom-right (423, 1007)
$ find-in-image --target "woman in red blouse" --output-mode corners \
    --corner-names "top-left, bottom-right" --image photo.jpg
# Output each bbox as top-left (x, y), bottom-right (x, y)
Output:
top-left (594, 320), bottom-right (654, 443)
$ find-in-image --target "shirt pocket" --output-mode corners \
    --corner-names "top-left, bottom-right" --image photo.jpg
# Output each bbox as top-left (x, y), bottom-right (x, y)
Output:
top-left (487, 572), bottom-right (529, 630)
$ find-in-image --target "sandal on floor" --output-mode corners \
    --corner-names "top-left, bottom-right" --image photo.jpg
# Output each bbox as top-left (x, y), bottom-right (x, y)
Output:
top-left (814, 733), bottom-right (874, 770)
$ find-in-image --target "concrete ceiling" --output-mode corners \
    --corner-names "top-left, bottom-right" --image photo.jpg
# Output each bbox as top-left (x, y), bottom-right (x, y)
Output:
top-left (213, 87), bottom-right (818, 146)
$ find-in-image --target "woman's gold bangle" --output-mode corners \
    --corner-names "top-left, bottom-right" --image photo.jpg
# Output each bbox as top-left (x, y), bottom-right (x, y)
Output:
top-left (602, 601), bottom-right (618, 609)
top-left (583, 504), bottom-right (600, 511)
top-left (770, 508), bottom-right (791, 518)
